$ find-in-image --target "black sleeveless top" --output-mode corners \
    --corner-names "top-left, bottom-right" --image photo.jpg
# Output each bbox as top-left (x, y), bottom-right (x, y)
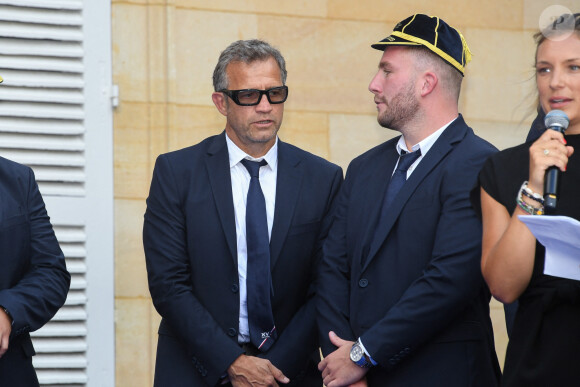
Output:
top-left (475, 134), bottom-right (580, 386)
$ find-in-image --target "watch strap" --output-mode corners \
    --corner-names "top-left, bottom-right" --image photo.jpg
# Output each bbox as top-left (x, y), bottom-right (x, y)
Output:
top-left (351, 341), bottom-right (373, 368)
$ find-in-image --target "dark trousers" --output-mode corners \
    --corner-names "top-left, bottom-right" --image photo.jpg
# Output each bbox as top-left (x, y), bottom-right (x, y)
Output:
top-left (0, 334), bottom-right (40, 387)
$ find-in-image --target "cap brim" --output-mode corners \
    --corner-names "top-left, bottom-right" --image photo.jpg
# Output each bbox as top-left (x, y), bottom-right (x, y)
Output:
top-left (371, 35), bottom-right (422, 51)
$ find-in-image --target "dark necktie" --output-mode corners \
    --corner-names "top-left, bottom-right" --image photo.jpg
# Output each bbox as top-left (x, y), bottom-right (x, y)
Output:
top-left (382, 149), bottom-right (422, 210)
top-left (241, 159), bottom-right (277, 352)
top-left (366, 149), bottom-right (422, 262)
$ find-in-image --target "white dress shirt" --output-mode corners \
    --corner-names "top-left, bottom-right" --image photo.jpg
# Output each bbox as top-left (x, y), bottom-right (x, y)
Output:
top-left (393, 116), bottom-right (457, 178)
top-left (225, 134), bottom-right (278, 343)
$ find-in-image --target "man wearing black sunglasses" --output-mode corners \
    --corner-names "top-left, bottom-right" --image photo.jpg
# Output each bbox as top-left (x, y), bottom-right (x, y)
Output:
top-left (144, 39), bottom-right (342, 387)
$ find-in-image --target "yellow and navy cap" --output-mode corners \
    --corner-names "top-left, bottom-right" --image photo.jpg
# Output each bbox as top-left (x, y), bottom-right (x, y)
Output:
top-left (0, 74), bottom-right (3, 83)
top-left (371, 14), bottom-right (472, 76)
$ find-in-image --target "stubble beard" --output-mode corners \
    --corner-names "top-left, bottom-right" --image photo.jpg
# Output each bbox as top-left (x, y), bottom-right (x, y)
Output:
top-left (377, 82), bottom-right (419, 132)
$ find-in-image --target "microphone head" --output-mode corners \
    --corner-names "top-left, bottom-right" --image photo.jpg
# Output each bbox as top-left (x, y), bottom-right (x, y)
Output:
top-left (544, 109), bottom-right (570, 132)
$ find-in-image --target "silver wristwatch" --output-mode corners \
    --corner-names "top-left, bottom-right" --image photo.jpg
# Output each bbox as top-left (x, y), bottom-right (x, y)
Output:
top-left (350, 339), bottom-right (373, 368)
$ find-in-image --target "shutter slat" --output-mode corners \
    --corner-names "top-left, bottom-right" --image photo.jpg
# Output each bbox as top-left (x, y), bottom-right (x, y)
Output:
top-left (0, 133), bottom-right (85, 151)
top-left (37, 183), bottom-right (84, 197)
top-left (0, 22), bottom-right (82, 41)
top-left (0, 1), bottom-right (83, 10)
top-left (53, 229), bottom-right (86, 243)
top-left (0, 56), bottom-right (83, 72)
top-left (64, 293), bottom-right (87, 307)
top-left (0, 6), bottom-right (83, 26)
top-left (69, 277), bottom-right (87, 291)
top-left (34, 371), bottom-right (88, 385)
top-left (33, 338), bottom-right (87, 353)
top-left (24, 168), bottom-right (85, 183)
top-left (51, 306), bottom-right (87, 321)
top-left (0, 117), bottom-right (84, 135)
top-left (0, 69), bottom-right (83, 87)
top-left (0, 151), bottom-right (85, 167)
top-left (33, 354), bottom-right (87, 368)
top-left (0, 88), bottom-right (83, 104)
top-left (0, 102), bottom-right (84, 119)
top-left (0, 134), bottom-right (85, 150)
top-left (0, 38), bottom-right (83, 58)
top-left (61, 250), bottom-right (87, 261)
top-left (31, 322), bottom-right (87, 337)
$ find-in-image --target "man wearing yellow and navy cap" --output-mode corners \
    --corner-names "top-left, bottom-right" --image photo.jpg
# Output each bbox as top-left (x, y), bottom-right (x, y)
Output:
top-left (318, 14), bottom-right (501, 386)
top-left (0, 73), bottom-right (71, 386)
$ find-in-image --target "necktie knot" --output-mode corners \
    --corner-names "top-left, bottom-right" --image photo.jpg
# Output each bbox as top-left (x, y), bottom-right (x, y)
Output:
top-left (241, 159), bottom-right (267, 178)
top-left (396, 150), bottom-right (421, 174)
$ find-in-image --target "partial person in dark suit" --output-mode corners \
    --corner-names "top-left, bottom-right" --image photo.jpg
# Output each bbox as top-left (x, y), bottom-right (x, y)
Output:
top-left (317, 14), bottom-right (501, 386)
top-left (143, 39), bottom-right (342, 386)
top-left (526, 106), bottom-right (547, 143)
top-left (0, 74), bottom-right (71, 387)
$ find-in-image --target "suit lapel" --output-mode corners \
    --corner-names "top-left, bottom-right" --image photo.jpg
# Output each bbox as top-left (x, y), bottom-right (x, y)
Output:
top-left (270, 141), bottom-right (302, 269)
top-left (362, 117), bottom-right (468, 273)
top-left (357, 142), bottom-right (400, 265)
top-left (205, 133), bottom-right (238, 265)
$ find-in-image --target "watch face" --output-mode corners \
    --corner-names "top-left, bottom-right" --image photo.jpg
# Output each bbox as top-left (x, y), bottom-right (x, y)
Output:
top-left (350, 343), bottom-right (364, 362)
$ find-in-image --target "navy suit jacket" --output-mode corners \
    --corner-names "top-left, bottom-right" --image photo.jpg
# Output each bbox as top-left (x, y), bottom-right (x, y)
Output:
top-left (144, 133), bottom-right (342, 386)
top-left (318, 116), bottom-right (501, 386)
top-left (0, 156), bottom-right (70, 385)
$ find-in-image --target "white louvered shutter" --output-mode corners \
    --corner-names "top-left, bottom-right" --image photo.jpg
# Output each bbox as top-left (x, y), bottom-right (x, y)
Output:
top-left (0, 1), bottom-right (114, 386)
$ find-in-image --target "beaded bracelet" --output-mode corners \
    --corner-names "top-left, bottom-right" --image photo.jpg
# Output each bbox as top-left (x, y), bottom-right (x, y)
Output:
top-left (516, 181), bottom-right (544, 215)
top-left (520, 181), bottom-right (544, 205)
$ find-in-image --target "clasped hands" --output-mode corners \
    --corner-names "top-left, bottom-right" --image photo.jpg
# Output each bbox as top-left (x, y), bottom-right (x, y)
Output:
top-left (318, 331), bottom-right (369, 387)
top-left (225, 354), bottom-right (289, 387)
top-left (224, 330), bottom-right (369, 387)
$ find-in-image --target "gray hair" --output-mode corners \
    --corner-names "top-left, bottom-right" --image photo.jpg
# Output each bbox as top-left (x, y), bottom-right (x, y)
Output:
top-left (212, 39), bottom-right (287, 91)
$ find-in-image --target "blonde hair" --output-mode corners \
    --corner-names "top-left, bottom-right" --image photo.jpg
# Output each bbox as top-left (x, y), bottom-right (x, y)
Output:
top-left (534, 13), bottom-right (580, 66)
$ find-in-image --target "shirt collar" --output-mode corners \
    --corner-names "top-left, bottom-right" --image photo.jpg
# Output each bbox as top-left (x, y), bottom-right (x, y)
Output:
top-left (225, 132), bottom-right (278, 170)
top-left (396, 116), bottom-right (457, 156)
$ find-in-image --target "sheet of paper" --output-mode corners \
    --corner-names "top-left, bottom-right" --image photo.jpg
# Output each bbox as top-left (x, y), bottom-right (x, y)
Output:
top-left (518, 215), bottom-right (580, 282)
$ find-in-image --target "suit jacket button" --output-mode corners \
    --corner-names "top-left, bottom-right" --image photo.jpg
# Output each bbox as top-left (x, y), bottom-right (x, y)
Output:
top-left (227, 328), bottom-right (237, 337)
top-left (358, 278), bottom-right (369, 288)
top-left (231, 284), bottom-right (239, 293)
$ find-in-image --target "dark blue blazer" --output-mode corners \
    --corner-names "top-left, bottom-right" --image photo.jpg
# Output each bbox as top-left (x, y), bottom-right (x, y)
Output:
top-left (0, 156), bottom-right (70, 385)
top-left (144, 133), bottom-right (342, 386)
top-left (318, 116), bottom-right (501, 386)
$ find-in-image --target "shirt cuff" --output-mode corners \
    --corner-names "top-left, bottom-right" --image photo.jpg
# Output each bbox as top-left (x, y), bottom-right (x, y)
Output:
top-left (358, 338), bottom-right (378, 366)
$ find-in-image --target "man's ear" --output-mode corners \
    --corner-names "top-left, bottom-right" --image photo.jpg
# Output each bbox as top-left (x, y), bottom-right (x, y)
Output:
top-left (212, 92), bottom-right (228, 116)
top-left (420, 71), bottom-right (438, 97)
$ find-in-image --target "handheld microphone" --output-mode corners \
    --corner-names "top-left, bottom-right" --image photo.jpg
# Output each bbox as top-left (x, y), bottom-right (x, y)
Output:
top-left (543, 109), bottom-right (570, 213)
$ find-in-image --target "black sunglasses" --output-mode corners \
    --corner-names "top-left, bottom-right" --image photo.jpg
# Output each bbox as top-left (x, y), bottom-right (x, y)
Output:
top-left (220, 86), bottom-right (288, 106)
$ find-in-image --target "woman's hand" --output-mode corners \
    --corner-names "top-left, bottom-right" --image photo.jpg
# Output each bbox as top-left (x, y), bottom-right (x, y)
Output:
top-left (528, 129), bottom-right (574, 193)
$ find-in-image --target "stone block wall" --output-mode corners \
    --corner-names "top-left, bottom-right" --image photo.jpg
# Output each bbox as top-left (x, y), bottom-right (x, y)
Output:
top-left (112, 1), bottom-right (578, 384)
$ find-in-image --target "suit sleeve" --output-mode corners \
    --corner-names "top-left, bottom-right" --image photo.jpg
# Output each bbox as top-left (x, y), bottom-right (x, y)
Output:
top-left (0, 167), bottom-right (70, 336)
top-left (360, 148), bottom-right (493, 367)
top-left (143, 155), bottom-right (243, 385)
top-left (317, 163), bottom-right (358, 356)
